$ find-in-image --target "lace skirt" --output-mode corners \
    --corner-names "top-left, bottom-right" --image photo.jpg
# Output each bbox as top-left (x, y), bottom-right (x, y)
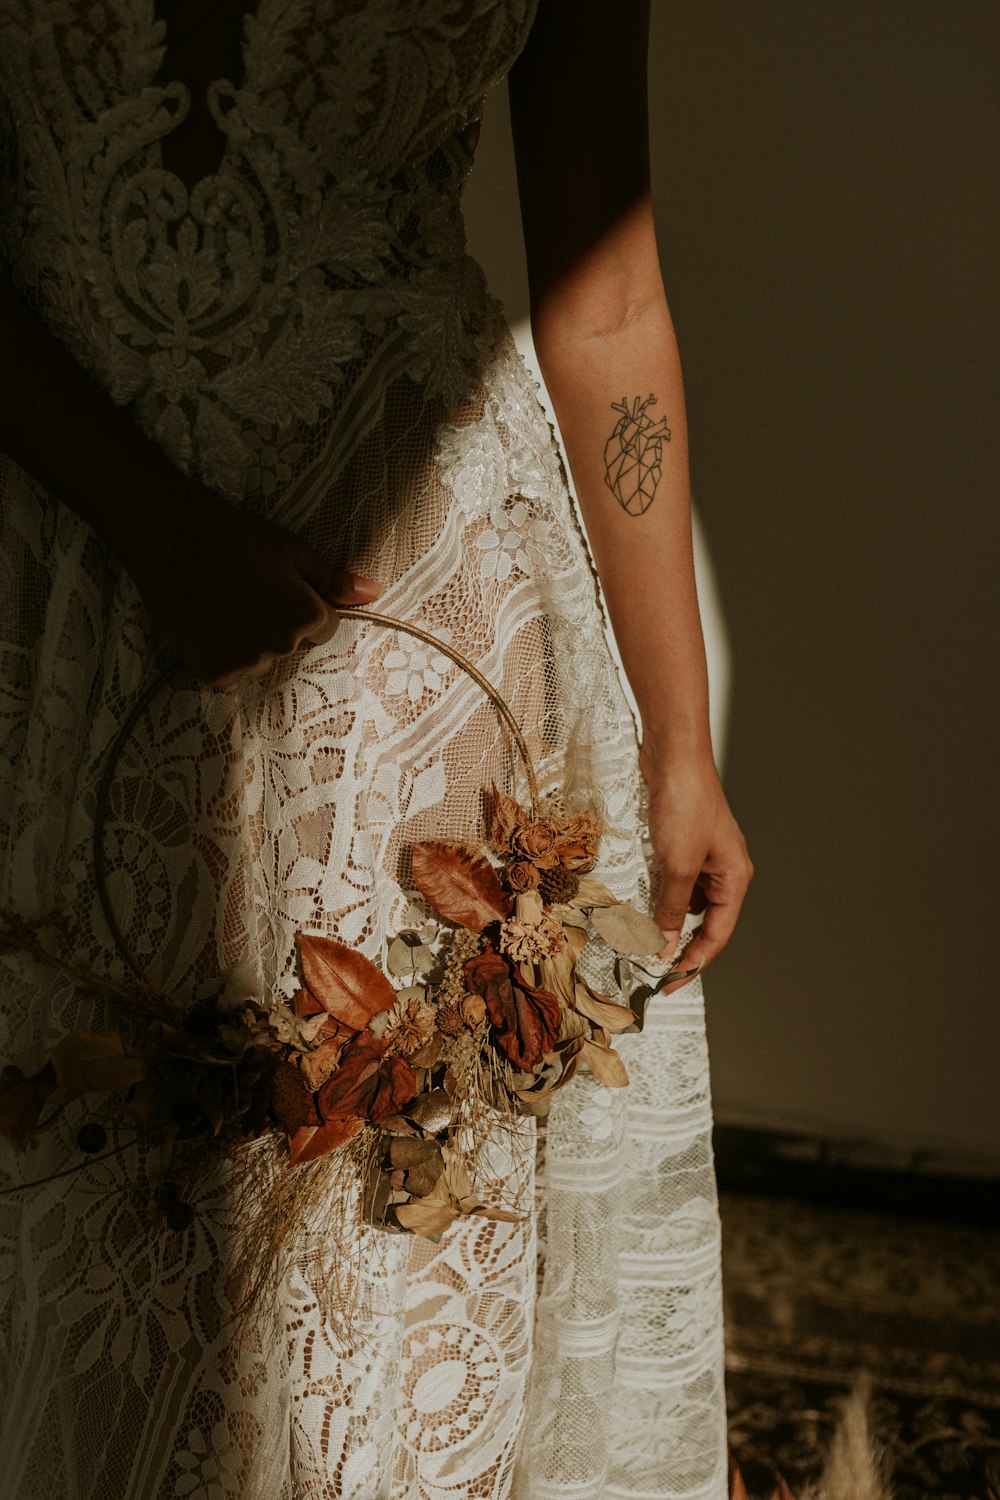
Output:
top-left (0, 315), bottom-right (727, 1498)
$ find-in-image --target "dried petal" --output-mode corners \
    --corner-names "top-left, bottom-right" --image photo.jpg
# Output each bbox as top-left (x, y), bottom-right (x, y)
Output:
top-left (298, 1037), bottom-right (343, 1093)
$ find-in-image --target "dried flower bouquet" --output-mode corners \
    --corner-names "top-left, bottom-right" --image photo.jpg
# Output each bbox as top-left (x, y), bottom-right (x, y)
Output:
top-left (0, 790), bottom-right (686, 1243)
top-left (0, 610), bottom-right (693, 1291)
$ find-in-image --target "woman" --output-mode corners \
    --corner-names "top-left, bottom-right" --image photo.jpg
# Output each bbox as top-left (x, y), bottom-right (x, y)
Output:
top-left (0, 0), bottom-right (751, 1495)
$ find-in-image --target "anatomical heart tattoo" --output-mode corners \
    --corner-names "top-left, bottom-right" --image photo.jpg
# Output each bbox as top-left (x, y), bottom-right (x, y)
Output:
top-left (603, 394), bottom-right (671, 516)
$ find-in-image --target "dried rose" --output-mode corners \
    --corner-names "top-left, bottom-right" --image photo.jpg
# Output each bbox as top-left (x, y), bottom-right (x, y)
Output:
top-left (511, 821), bottom-right (560, 870)
top-left (0, 1062), bottom-right (56, 1153)
top-left (464, 950), bottom-right (561, 1071)
top-left (552, 811), bottom-right (601, 872)
top-left (505, 860), bottom-right (540, 893)
top-left (317, 1032), bottom-right (417, 1125)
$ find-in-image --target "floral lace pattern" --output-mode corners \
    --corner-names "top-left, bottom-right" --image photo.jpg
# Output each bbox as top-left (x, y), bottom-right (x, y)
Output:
top-left (0, 2), bottom-right (727, 1496)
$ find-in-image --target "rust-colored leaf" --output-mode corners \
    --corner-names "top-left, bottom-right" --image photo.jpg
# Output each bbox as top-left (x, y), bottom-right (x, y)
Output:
top-left (297, 932), bottom-right (396, 1029)
top-left (411, 842), bottom-right (508, 930)
top-left (579, 1038), bottom-right (629, 1088)
top-left (288, 1114), bottom-right (365, 1165)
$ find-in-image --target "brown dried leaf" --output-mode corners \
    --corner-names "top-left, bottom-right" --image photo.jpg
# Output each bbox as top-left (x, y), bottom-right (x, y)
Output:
top-left (489, 788), bottom-right (530, 850)
top-left (572, 980), bottom-right (635, 1033)
top-left (571, 878), bottom-right (618, 908)
top-left (287, 1113), bottom-right (365, 1165)
top-left (390, 1136), bottom-right (442, 1170)
top-left (538, 924), bottom-right (589, 1006)
top-left (48, 1031), bottom-right (148, 1105)
top-left (557, 1006), bottom-right (590, 1043)
top-left (298, 933), bottom-right (396, 1029)
top-left (411, 842), bottom-right (508, 931)
top-left (579, 1038), bottom-right (629, 1088)
top-left (394, 1170), bottom-right (460, 1239)
top-left (590, 901), bottom-right (665, 957)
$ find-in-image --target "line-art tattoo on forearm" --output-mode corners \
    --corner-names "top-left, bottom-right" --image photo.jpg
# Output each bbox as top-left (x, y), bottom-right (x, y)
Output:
top-left (603, 394), bottom-right (671, 515)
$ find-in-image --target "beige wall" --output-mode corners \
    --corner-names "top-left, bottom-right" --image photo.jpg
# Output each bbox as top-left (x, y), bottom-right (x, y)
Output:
top-left (464, 2), bottom-right (1000, 1170)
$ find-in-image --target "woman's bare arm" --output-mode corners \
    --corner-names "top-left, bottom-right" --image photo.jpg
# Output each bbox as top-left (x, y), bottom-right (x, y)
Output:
top-left (0, 276), bottom-right (379, 682)
top-left (509, 0), bottom-right (752, 969)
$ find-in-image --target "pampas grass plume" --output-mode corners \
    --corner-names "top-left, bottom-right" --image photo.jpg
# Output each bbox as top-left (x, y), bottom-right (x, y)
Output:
top-left (731, 1377), bottom-right (892, 1500)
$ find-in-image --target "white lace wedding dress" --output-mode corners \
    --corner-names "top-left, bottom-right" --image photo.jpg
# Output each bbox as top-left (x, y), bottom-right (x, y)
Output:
top-left (0, 2), bottom-right (727, 1495)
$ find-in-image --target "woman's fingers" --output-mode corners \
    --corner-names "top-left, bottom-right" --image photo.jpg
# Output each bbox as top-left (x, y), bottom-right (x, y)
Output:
top-left (654, 866), bottom-right (700, 957)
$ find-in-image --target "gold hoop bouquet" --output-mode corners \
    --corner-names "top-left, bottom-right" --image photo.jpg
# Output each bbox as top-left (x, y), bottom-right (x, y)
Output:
top-left (0, 610), bottom-right (693, 1295)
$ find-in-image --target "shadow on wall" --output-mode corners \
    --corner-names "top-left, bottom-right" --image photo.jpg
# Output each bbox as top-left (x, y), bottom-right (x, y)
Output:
top-left (464, 1), bottom-right (1000, 1171)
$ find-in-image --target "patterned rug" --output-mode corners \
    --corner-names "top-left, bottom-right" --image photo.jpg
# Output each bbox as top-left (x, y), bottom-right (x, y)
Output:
top-left (721, 1192), bottom-right (1000, 1498)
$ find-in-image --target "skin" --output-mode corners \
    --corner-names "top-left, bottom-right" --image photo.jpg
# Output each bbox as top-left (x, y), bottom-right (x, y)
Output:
top-left (510, 0), bottom-right (752, 973)
top-left (0, 0), bottom-right (750, 971)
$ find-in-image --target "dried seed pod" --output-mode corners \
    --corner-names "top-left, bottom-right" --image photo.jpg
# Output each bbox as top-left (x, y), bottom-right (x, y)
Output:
top-left (537, 866), bottom-right (580, 905)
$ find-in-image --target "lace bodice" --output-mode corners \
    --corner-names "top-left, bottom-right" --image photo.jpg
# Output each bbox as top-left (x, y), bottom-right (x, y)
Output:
top-left (0, 0), bottom-right (537, 500)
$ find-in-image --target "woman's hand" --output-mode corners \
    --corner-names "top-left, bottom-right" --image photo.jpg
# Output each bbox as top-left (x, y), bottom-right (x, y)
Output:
top-left (125, 497), bottom-right (382, 686)
top-left (638, 742), bottom-right (753, 984)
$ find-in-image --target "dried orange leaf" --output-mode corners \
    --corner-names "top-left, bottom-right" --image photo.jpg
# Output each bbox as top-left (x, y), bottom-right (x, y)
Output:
top-left (579, 1038), bottom-right (629, 1088)
top-left (572, 981), bottom-right (635, 1034)
top-left (297, 932), bottom-right (396, 1029)
top-left (590, 901), bottom-right (665, 957)
top-left (288, 1114), bottom-right (365, 1165)
top-left (410, 842), bottom-right (508, 930)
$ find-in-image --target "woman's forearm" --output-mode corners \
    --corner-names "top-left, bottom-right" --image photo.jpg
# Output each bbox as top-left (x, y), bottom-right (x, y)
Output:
top-left (532, 206), bottom-right (712, 763)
